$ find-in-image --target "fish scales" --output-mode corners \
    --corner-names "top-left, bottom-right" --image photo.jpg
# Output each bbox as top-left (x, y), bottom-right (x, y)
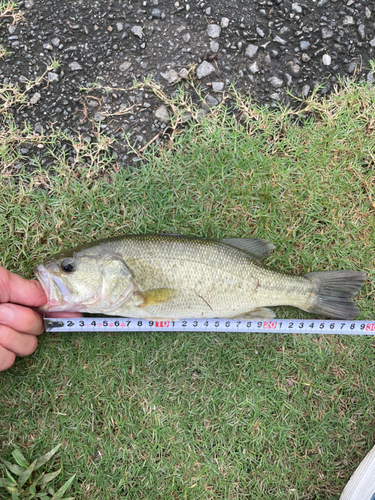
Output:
top-left (35, 234), bottom-right (366, 320)
top-left (67, 234), bottom-right (307, 318)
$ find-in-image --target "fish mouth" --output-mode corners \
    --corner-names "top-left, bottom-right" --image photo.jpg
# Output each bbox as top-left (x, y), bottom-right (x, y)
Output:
top-left (35, 264), bottom-right (72, 311)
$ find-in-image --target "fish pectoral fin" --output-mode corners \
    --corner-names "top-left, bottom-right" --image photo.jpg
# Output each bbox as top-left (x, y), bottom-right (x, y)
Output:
top-left (220, 238), bottom-right (275, 260)
top-left (135, 288), bottom-right (177, 308)
top-left (233, 307), bottom-right (275, 319)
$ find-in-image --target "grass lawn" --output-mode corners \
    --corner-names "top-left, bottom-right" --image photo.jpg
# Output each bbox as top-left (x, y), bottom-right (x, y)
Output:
top-left (0, 72), bottom-right (374, 498)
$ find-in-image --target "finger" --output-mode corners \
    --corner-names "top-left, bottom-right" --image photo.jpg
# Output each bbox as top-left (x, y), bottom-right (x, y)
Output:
top-left (0, 344), bottom-right (16, 372)
top-left (0, 326), bottom-right (38, 357)
top-left (0, 304), bottom-right (45, 336)
top-left (44, 311), bottom-right (83, 318)
top-left (0, 267), bottom-right (47, 307)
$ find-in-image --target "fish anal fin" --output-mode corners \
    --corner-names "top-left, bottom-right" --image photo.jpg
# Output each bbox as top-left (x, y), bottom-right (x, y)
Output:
top-left (233, 307), bottom-right (275, 319)
top-left (135, 288), bottom-right (176, 308)
top-left (220, 238), bottom-right (275, 260)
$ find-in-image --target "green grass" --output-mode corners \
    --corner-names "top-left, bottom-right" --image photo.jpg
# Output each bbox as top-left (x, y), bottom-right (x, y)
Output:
top-left (0, 76), bottom-right (375, 499)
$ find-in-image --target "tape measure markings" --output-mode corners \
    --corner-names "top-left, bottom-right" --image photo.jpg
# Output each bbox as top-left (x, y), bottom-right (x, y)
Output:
top-left (44, 318), bottom-right (375, 336)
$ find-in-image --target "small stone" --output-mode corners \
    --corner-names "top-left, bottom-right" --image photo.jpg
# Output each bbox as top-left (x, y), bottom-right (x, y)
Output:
top-left (30, 92), bottom-right (41, 104)
top-left (268, 76), bottom-right (283, 88)
top-left (151, 8), bottom-right (161, 18)
top-left (220, 17), bottom-right (229, 29)
top-left (322, 54), bottom-right (331, 66)
top-left (210, 41), bottom-right (219, 52)
top-left (347, 61), bottom-right (359, 74)
top-left (291, 3), bottom-right (302, 13)
top-left (196, 61), bottom-right (215, 79)
top-left (212, 81), bottom-right (224, 92)
top-left (116, 22), bottom-right (124, 31)
top-left (249, 61), bottom-right (259, 73)
top-left (47, 72), bottom-right (59, 82)
top-left (43, 43), bottom-right (53, 51)
top-left (370, 38), bottom-right (375, 48)
top-left (256, 27), bottom-right (265, 38)
top-left (286, 61), bottom-right (301, 76)
top-left (285, 74), bottom-right (292, 86)
top-left (245, 44), bottom-right (258, 58)
top-left (131, 26), bottom-right (143, 39)
top-left (342, 16), bottom-right (354, 26)
top-left (69, 62), bottom-right (82, 70)
top-left (205, 94), bottom-right (219, 108)
top-left (119, 61), bottom-right (132, 72)
top-left (24, 0), bottom-right (34, 8)
top-left (367, 71), bottom-right (375, 85)
top-left (8, 25), bottom-right (16, 34)
top-left (270, 93), bottom-right (281, 101)
top-left (154, 105), bottom-right (170, 123)
top-left (183, 33), bottom-right (191, 43)
top-left (365, 7), bottom-right (371, 19)
top-left (321, 27), bottom-right (333, 39)
top-left (205, 7), bottom-right (211, 15)
top-left (93, 111), bottom-right (106, 121)
top-left (300, 40), bottom-right (310, 51)
top-left (358, 25), bottom-right (365, 40)
top-left (301, 84), bottom-right (310, 97)
top-left (178, 68), bottom-right (189, 79)
top-left (301, 53), bottom-right (310, 62)
top-left (181, 111), bottom-right (193, 123)
top-left (207, 24), bottom-right (221, 38)
top-left (273, 35), bottom-right (287, 45)
top-left (161, 69), bottom-right (181, 84)
top-left (51, 37), bottom-right (60, 47)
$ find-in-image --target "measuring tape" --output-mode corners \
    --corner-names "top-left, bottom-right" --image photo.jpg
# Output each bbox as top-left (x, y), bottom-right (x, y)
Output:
top-left (44, 318), bottom-right (375, 336)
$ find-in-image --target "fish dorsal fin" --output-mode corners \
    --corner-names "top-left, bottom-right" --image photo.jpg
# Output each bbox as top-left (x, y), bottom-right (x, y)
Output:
top-left (220, 238), bottom-right (275, 260)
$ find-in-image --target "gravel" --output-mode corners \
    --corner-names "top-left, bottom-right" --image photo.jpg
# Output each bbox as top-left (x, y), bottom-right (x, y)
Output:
top-left (196, 61), bottom-right (216, 79)
top-left (1, 0), bottom-right (374, 168)
top-left (245, 44), bottom-right (259, 59)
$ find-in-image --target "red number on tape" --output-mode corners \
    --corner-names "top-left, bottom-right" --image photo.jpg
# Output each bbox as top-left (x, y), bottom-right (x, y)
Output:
top-left (263, 321), bottom-right (277, 329)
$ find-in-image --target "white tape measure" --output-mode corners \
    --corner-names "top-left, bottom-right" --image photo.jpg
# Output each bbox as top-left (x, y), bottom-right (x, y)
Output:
top-left (44, 318), bottom-right (375, 335)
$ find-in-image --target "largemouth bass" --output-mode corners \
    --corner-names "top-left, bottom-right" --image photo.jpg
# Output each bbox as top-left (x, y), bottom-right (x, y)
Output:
top-left (35, 234), bottom-right (366, 320)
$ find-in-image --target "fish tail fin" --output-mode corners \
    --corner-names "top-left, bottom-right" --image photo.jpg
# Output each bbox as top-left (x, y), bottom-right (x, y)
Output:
top-left (304, 270), bottom-right (366, 320)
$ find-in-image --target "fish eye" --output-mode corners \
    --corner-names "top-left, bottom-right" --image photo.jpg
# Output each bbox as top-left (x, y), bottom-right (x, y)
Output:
top-left (60, 259), bottom-right (76, 273)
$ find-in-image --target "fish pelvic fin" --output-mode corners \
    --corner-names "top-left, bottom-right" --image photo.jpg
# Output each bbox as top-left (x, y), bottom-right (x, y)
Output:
top-left (135, 288), bottom-right (177, 308)
top-left (304, 270), bottom-right (366, 320)
top-left (233, 307), bottom-right (275, 320)
top-left (220, 238), bottom-right (275, 260)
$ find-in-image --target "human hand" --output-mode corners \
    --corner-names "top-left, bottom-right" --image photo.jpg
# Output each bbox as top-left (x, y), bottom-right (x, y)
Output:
top-left (0, 267), bottom-right (47, 371)
top-left (0, 267), bottom-right (81, 371)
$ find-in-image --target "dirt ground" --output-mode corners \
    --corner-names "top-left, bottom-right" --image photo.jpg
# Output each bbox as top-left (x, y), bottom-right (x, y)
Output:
top-left (1, 0), bottom-right (374, 167)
